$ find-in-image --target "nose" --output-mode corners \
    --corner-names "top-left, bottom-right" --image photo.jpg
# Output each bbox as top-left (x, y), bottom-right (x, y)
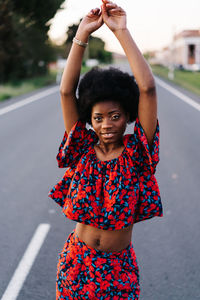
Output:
top-left (101, 118), bottom-right (113, 129)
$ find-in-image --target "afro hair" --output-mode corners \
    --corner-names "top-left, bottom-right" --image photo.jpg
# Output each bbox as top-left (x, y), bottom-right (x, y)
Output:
top-left (77, 66), bottom-right (139, 124)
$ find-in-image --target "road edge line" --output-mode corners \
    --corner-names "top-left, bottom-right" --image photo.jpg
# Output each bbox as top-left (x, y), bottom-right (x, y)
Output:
top-left (1, 223), bottom-right (51, 300)
top-left (0, 86), bottom-right (59, 116)
top-left (155, 76), bottom-right (200, 112)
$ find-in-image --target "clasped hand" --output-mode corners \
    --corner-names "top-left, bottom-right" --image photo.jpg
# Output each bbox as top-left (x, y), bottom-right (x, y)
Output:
top-left (78, 0), bottom-right (127, 36)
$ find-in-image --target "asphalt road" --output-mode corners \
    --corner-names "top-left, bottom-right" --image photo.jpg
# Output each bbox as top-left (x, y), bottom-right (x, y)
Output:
top-left (0, 65), bottom-right (200, 300)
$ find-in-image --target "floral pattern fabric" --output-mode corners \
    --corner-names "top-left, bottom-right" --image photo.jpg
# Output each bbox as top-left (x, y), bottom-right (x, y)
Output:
top-left (56, 229), bottom-right (140, 300)
top-left (48, 117), bottom-right (163, 229)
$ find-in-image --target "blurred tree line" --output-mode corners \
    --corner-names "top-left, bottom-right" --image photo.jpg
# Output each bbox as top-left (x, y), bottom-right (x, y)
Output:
top-left (0, 0), bottom-right (112, 83)
top-left (0, 0), bottom-right (63, 82)
top-left (63, 21), bottom-right (113, 65)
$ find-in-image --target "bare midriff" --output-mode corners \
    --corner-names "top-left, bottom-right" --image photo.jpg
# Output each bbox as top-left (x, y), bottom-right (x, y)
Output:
top-left (75, 222), bottom-right (134, 253)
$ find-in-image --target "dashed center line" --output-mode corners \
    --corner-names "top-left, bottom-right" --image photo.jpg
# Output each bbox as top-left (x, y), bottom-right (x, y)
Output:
top-left (1, 223), bottom-right (50, 300)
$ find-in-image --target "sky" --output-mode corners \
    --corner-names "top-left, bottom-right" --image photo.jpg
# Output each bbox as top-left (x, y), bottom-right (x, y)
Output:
top-left (48, 0), bottom-right (200, 54)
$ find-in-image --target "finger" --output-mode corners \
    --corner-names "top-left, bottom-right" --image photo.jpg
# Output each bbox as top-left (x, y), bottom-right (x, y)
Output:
top-left (89, 7), bottom-right (99, 13)
top-left (98, 9), bottom-right (102, 16)
top-left (91, 8), bottom-right (100, 14)
top-left (101, 3), bottom-right (112, 13)
top-left (102, 0), bottom-right (115, 3)
top-left (107, 8), bottom-right (118, 13)
top-left (110, 6), bottom-right (124, 13)
top-left (104, 2), bottom-right (122, 13)
top-left (106, 3), bottom-right (124, 12)
top-left (98, 14), bottom-right (104, 23)
top-left (107, 7), bottom-right (122, 12)
top-left (102, 0), bottom-right (114, 7)
top-left (102, 0), bottom-right (116, 6)
top-left (101, 3), bottom-right (108, 14)
top-left (105, 3), bottom-right (117, 7)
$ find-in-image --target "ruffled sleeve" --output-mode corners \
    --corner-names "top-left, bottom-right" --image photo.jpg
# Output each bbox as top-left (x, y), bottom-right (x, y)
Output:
top-left (134, 117), bottom-right (160, 174)
top-left (133, 117), bottom-right (163, 223)
top-left (56, 120), bottom-right (98, 169)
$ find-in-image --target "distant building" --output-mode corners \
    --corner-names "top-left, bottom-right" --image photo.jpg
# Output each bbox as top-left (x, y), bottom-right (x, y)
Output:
top-left (150, 46), bottom-right (171, 67)
top-left (153, 30), bottom-right (200, 70)
top-left (172, 30), bottom-right (200, 70)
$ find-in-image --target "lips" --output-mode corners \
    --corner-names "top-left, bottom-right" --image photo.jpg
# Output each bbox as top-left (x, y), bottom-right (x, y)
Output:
top-left (101, 132), bottom-right (116, 138)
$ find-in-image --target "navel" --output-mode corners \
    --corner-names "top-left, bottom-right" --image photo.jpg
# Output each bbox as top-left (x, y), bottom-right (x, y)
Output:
top-left (95, 238), bottom-right (101, 247)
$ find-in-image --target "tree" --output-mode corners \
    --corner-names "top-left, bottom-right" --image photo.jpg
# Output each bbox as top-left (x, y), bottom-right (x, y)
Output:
top-left (89, 36), bottom-right (112, 63)
top-left (64, 19), bottom-right (113, 64)
top-left (0, 0), bottom-right (16, 81)
top-left (12, 0), bottom-right (63, 31)
top-left (0, 0), bottom-right (63, 82)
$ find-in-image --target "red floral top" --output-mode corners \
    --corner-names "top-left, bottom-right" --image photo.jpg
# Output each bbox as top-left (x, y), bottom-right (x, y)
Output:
top-left (48, 117), bottom-right (163, 230)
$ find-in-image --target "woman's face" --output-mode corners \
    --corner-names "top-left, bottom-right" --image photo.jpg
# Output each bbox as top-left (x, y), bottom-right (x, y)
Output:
top-left (91, 101), bottom-right (129, 144)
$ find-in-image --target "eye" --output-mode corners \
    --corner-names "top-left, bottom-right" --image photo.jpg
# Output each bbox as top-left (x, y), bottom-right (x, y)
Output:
top-left (112, 114), bottom-right (120, 120)
top-left (94, 116), bottom-right (102, 122)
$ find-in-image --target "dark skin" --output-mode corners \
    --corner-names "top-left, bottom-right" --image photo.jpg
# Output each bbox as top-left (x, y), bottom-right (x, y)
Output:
top-left (92, 101), bottom-right (129, 161)
top-left (61, 0), bottom-right (158, 252)
top-left (76, 100), bottom-right (134, 252)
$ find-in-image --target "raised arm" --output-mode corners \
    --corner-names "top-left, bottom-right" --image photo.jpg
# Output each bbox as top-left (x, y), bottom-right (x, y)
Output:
top-left (101, 0), bottom-right (157, 150)
top-left (60, 8), bottom-right (103, 134)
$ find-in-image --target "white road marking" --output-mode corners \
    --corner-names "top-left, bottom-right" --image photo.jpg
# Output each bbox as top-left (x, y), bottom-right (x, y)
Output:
top-left (155, 76), bottom-right (200, 112)
top-left (0, 86), bottom-right (59, 116)
top-left (1, 223), bottom-right (51, 300)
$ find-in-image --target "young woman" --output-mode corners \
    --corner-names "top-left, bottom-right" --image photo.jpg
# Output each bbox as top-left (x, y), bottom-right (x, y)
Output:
top-left (48, 0), bottom-right (163, 299)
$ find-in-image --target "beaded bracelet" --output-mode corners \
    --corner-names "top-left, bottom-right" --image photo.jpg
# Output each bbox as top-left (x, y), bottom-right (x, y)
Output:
top-left (73, 37), bottom-right (88, 48)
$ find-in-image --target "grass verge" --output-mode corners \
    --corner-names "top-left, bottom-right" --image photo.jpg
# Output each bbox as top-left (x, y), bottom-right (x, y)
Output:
top-left (0, 65), bottom-right (91, 102)
top-left (0, 72), bottom-right (57, 102)
top-left (151, 64), bottom-right (200, 97)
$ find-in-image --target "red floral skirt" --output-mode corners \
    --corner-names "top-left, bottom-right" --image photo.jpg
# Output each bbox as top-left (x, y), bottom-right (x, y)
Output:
top-left (56, 228), bottom-right (140, 299)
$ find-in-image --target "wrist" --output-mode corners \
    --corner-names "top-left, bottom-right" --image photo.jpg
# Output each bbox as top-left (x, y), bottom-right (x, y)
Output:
top-left (73, 37), bottom-right (88, 48)
top-left (113, 27), bottom-right (128, 37)
top-left (75, 29), bottom-right (90, 43)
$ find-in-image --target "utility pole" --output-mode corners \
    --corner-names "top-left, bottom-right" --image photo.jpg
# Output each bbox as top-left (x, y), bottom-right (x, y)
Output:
top-left (168, 26), bottom-right (176, 80)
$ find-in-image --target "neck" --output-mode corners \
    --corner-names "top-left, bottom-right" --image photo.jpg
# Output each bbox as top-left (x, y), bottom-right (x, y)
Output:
top-left (97, 139), bottom-right (124, 154)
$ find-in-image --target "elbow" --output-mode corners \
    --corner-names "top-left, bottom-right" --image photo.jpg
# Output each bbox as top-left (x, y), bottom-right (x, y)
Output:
top-left (60, 88), bottom-right (75, 97)
top-left (140, 79), bottom-right (156, 94)
top-left (60, 80), bottom-right (77, 97)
